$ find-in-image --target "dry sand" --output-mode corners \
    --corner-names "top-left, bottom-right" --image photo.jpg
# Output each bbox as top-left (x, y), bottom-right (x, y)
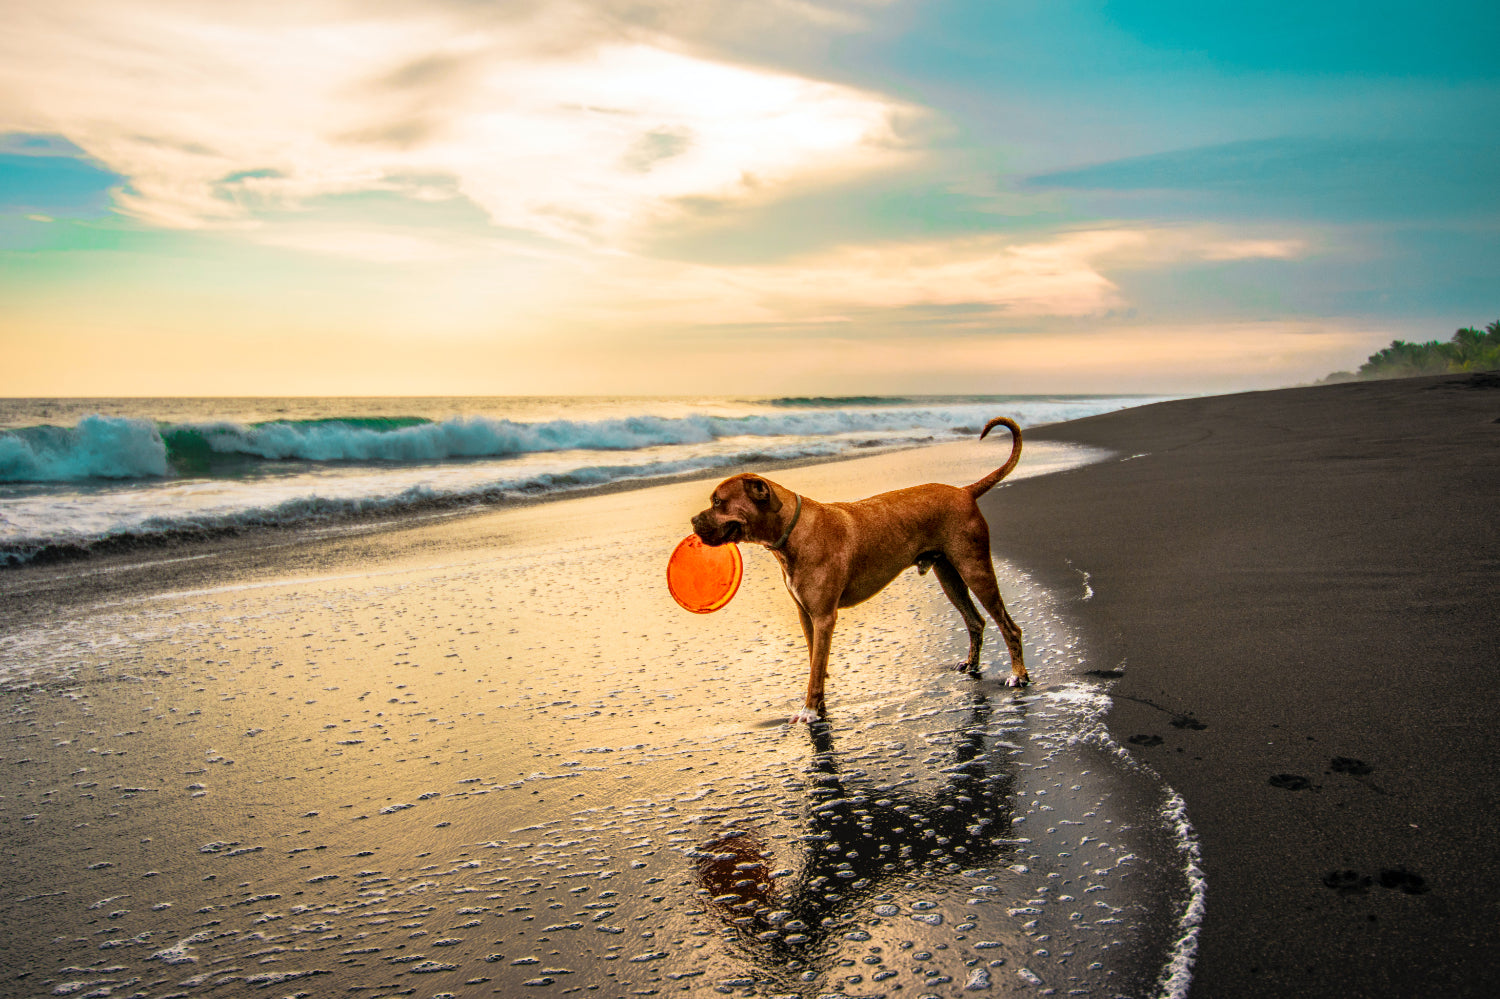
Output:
top-left (984, 372), bottom-right (1500, 997)
top-left (0, 438), bottom-right (1199, 998)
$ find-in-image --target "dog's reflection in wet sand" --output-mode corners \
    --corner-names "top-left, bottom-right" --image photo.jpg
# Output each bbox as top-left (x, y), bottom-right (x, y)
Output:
top-left (692, 691), bottom-right (1025, 986)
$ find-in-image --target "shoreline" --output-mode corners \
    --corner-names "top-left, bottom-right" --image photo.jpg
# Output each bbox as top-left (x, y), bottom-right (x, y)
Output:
top-left (1, 437), bottom-right (990, 573)
top-left (982, 371), bottom-right (1500, 997)
top-left (0, 434), bottom-right (1108, 625)
top-left (0, 440), bottom-right (921, 571)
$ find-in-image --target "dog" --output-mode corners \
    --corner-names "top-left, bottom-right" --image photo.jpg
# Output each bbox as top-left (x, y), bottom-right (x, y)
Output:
top-left (691, 417), bottom-right (1028, 722)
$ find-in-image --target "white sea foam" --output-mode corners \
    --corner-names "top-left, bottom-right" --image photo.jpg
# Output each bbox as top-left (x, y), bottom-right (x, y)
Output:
top-left (994, 561), bottom-right (1206, 999)
top-left (1039, 675), bottom-right (1206, 999)
top-left (1155, 790), bottom-right (1207, 999)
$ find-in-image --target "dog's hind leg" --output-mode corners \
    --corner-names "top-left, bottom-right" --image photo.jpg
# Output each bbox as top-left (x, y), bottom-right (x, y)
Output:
top-left (932, 557), bottom-right (986, 673)
top-left (948, 543), bottom-right (1029, 687)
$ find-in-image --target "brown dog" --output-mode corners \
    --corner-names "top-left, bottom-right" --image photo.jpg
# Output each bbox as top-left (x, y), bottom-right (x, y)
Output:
top-left (691, 417), bottom-right (1028, 722)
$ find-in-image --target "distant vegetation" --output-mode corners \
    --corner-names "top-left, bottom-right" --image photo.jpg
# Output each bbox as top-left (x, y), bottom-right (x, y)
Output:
top-left (1324, 319), bottom-right (1500, 382)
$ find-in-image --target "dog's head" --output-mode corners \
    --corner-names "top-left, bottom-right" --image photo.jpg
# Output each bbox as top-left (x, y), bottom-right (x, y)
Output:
top-left (691, 473), bottom-right (784, 547)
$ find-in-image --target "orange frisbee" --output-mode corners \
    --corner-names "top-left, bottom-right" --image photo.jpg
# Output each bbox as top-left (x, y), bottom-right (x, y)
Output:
top-left (667, 534), bottom-right (743, 613)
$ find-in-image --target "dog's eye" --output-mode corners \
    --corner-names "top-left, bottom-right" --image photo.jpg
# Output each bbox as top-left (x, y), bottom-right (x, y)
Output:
top-left (711, 496), bottom-right (722, 509)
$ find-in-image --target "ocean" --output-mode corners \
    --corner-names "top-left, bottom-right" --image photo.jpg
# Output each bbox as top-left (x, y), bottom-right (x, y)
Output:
top-left (0, 394), bottom-right (1172, 567)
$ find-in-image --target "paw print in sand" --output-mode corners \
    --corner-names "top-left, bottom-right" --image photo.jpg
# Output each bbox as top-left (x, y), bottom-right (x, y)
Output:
top-left (1268, 773), bottom-right (1312, 790)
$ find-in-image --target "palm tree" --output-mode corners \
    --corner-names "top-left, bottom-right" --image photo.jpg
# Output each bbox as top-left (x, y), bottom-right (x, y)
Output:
top-left (1353, 319), bottom-right (1500, 378)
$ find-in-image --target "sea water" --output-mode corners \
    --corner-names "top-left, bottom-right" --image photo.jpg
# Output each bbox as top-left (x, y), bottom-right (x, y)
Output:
top-left (0, 395), bottom-right (1173, 566)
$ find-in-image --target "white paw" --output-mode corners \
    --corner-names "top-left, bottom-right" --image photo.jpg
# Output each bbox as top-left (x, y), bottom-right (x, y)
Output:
top-left (1005, 674), bottom-right (1031, 688)
top-left (788, 707), bottom-right (821, 725)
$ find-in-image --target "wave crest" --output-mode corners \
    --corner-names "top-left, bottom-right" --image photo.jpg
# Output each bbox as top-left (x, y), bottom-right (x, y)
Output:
top-left (3, 407), bottom-right (1012, 482)
top-left (0, 416), bottom-right (167, 482)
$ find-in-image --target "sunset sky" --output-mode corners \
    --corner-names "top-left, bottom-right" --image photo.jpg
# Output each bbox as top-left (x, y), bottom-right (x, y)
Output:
top-left (2, 0), bottom-right (1496, 396)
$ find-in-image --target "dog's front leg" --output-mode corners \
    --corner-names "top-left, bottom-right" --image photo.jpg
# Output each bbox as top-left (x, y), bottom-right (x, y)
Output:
top-left (790, 607), bottom-right (836, 724)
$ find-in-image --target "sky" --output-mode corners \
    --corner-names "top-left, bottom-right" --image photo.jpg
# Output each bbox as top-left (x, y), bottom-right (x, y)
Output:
top-left (2, 0), bottom-right (1497, 397)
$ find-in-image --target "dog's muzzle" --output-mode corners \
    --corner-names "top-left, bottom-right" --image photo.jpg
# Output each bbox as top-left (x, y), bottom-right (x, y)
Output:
top-left (692, 511), bottom-right (742, 546)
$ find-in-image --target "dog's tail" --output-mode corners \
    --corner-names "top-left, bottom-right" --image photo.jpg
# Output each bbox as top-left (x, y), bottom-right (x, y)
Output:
top-left (966, 417), bottom-right (1022, 498)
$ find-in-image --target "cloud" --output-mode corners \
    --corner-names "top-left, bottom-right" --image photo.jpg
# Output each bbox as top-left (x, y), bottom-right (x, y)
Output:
top-left (211, 218), bottom-right (1307, 342)
top-left (251, 227), bottom-right (469, 264)
top-left (564, 225), bottom-right (1307, 326)
top-left (0, 0), bottom-right (910, 244)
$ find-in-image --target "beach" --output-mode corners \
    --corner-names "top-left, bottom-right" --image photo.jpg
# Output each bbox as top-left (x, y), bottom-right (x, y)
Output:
top-left (984, 372), bottom-right (1500, 997)
top-left (0, 375), bottom-right (1494, 998)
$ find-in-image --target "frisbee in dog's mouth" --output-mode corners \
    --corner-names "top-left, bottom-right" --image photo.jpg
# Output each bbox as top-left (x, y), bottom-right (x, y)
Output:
top-left (667, 534), bottom-right (743, 613)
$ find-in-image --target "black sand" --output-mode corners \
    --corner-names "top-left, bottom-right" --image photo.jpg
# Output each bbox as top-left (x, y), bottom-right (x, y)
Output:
top-left (984, 372), bottom-right (1500, 997)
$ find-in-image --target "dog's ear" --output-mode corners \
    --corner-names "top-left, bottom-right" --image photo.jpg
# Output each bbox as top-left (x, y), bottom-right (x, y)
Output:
top-left (743, 476), bottom-right (782, 512)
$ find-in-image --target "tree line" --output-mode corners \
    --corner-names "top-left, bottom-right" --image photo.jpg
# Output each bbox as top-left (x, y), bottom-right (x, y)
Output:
top-left (1324, 319), bottom-right (1500, 382)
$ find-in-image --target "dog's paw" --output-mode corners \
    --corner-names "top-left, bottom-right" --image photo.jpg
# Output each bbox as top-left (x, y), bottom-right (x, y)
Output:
top-left (1005, 674), bottom-right (1031, 688)
top-left (788, 707), bottom-right (821, 725)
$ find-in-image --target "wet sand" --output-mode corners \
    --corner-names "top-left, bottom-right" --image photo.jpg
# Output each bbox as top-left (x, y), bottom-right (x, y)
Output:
top-left (0, 439), bottom-right (1198, 998)
top-left (983, 373), bottom-right (1500, 997)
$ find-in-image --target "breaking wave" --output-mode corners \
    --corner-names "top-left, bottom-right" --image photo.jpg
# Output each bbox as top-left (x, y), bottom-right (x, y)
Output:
top-left (1, 403), bottom-right (1124, 483)
top-left (0, 416), bottom-right (168, 481)
top-left (1, 395), bottom-right (1171, 566)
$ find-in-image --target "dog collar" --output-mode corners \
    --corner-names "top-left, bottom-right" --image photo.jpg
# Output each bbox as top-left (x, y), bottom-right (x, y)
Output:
top-left (768, 492), bottom-right (801, 551)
